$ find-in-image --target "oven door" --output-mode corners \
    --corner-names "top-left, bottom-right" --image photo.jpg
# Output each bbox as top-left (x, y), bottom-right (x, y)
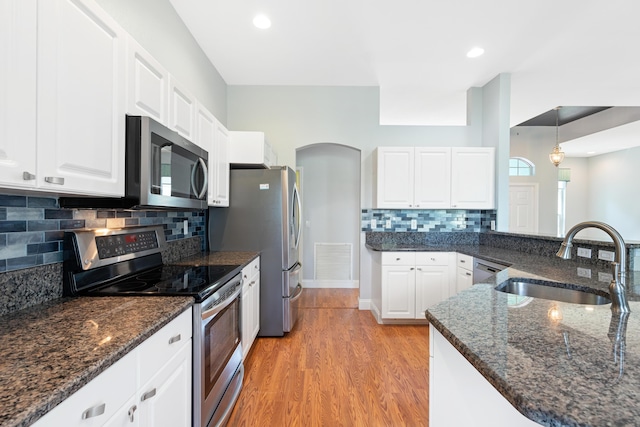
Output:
top-left (196, 276), bottom-right (243, 427)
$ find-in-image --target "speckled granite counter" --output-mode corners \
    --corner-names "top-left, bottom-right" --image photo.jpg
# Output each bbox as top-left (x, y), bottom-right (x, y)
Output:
top-left (368, 240), bottom-right (640, 426)
top-left (0, 296), bottom-right (193, 427)
top-left (0, 250), bottom-right (259, 427)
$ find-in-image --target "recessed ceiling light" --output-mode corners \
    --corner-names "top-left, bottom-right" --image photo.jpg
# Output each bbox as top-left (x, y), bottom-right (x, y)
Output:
top-left (466, 47), bottom-right (485, 58)
top-left (253, 14), bottom-right (271, 29)
top-left (587, 151), bottom-right (596, 154)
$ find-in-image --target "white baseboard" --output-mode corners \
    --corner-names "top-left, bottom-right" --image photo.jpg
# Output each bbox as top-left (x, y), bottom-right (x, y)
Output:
top-left (358, 298), bottom-right (371, 310)
top-left (302, 279), bottom-right (359, 289)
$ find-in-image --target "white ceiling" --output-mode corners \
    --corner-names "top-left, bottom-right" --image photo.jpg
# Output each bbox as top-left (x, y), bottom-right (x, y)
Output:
top-left (170, 0), bottom-right (640, 128)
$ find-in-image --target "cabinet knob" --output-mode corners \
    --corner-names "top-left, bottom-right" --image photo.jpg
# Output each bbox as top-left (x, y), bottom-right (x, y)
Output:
top-left (141, 388), bottom-right (157, 401)
top-left (44, 176), bottom-right (65, 185)
top-left (410, 267), bottom-right (415, 270)
top-left (22, 171), bottom-right (35, 180)
top-left (460, 259), bottom-right (466, 263)
top-left (466, 272), bottom-right (472, 276)
top-left (430, 258), bottom-right (436, 261)
top-left (396, 258), bottom-right (401, 261)
top-left (82, 403), bottom-right (106, 419)
top-left (128, 405), bottom-right (137, 422)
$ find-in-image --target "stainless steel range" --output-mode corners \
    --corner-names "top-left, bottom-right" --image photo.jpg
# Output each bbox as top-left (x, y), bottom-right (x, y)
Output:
top-left (63, 225), bottom-right (244, 427)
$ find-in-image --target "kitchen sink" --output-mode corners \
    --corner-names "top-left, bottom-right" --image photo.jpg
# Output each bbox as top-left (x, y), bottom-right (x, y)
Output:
top-left (495, 278), bottom-right (611, 305)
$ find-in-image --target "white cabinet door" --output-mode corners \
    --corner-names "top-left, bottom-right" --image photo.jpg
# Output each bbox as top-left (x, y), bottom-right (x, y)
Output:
top-left (37, 0), bottom-right (126, 196)
top-left (241, 257), bottom-right (260, 359)
top-left (126, 37), bottom-right (168, 124)
top-left (211, 119), bottom-right (230, 207)
top-left (374, 147), bottom-right (414, 208)
top-left (381, 265), bottom-right (416, 319)
top-left (138, 343), bottom-right (192, 427)
top-left (414, 147), bottom-right (451, 209)
top-left (456, 266), bottom-right (474, 294)
top-left (415, 265), bottom-right (450, 317)
top-left (168, 75), bottom-right (195, 143)
top-left (451, 147), bottom-right (495, 209)
top-left (0, 0), bottom-right (37, 189)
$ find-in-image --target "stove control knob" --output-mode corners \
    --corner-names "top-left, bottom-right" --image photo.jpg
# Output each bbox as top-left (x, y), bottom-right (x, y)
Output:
top-left (84, 259), bottom-right (91, 266)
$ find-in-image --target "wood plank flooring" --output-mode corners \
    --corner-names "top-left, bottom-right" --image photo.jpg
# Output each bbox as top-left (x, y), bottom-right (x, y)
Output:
top-left (227, 288), bottom-right (430, 426)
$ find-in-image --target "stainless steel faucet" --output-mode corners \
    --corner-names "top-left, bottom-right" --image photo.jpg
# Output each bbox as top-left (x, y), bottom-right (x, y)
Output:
top-left (556, 221), bottom-right (630, 314)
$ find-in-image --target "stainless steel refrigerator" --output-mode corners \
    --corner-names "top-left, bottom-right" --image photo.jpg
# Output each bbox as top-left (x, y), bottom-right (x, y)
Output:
top-left (208, 166), bottom-right (302, 336)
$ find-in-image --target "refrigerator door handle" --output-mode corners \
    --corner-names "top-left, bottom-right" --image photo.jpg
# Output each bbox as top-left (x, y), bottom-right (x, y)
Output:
top-left (293, 184), bottom-right (302, 250)
top-left (289, 262), bottom-right (302, 274)
top-left (290, 283), bottom-right (303, 302)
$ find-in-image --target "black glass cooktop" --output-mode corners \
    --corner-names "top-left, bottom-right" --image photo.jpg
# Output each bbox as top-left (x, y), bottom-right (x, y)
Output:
top-left (84, 263), bottom-right (241, 301)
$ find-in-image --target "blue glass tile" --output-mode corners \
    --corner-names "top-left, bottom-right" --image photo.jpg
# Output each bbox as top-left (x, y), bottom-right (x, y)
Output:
top-left (27, 197), bottom-right (58, 208)
top-left (0, 195), bottom-right (26, 207)
top-left (0, 259), bottom-right (5, 272)
top-left (0, 208), bottom-right (5, 221)
top-left (0, 221), bottom-right (27, 233)
top-left (97, 211), bottom-right (116, 219)
top-left (7, 208), bottom-right (44, 221)
top-left (7, 232), bottom-right (43, 245)
top-left (6, 255), bottom-right (38, 271)
top-left (28, 220), bottom-right (59, 231)
top-left (60, 220), bottom-right (85, 229)
top-left (44, 231), bottom-right (65, 242)
top-left (44, 209), bottom-right (73, 219)
top-left (43, 251), bottom-right (63, 264)
top-left (27, 241), bottom-right (59, 255)
top-left (0, 234), bottom-right (6, 247)
top-left (125, 218), bottom-right (139, 226)
top-left (116, 211), bottom-right (132, 218)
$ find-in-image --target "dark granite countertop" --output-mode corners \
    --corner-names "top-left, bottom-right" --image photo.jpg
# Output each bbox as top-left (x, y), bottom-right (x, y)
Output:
top-left (0, 251), bottom-right (259, 427)
top-left (368, 242), bottom-right (640, 425)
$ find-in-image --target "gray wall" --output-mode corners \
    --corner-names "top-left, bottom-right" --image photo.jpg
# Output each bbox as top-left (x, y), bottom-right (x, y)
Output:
top-left (96, 0), bottom-right (228, 123)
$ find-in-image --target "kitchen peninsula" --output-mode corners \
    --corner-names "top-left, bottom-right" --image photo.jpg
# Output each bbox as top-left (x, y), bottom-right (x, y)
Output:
top-left (367, 231), bottom-right (640, 426)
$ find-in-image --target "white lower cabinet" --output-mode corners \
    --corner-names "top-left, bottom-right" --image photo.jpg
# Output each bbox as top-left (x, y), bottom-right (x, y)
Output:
top-left (380, 252), bottom-right (454, 320)
top-left (241, 256), bottom-right (261, 359)
top-left (456, 253), bottom-right (474, 293)
top-left (32, 308), bottom-right (192, 427)
top-left (429, 325), bottom-right (539, 426)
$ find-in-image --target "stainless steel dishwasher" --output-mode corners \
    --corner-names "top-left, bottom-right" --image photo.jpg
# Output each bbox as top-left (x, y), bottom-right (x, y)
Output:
top-left (473, 258), bottom-right (510, 283)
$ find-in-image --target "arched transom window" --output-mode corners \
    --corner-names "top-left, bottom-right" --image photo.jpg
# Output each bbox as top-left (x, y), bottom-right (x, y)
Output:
top-left (509, 157), bottom-right (535, 176)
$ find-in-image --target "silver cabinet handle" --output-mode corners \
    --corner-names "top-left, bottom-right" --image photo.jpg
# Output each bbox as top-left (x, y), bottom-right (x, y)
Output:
top-left (466, 272), bottom-right (472, 276)
top-left (128, 405), bottom-right (137, 422)
top-left (460, 259), bottom-right (466, 263)
top-left (22, 171), bottom-right (35, 180)
top-left (82, 403), bottom-right (106, 419)
top-left (44, 176), bottom-right (64, 185)
top-left (168, 334), bottom-right (181, 345)
top-left (141, 388), bottom-right (156, 401)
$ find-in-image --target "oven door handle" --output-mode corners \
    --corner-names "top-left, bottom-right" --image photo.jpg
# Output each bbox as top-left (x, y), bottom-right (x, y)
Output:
top-left (201, 282), bottom-right (242, 321)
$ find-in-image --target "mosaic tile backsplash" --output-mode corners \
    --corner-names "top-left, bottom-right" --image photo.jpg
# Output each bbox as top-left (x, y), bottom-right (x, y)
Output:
top-left (361, 209), bottom-right (496, 233)
top-left (0, 193), bottom-right (206, 273)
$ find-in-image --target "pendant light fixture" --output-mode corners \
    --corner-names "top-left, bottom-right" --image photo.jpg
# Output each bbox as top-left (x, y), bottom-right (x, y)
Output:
top-left (549, 107), bottom-right (565, 167)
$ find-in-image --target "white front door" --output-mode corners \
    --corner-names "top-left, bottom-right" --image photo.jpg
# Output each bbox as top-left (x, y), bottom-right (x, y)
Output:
top-left (509, 183), bottom-right (539, 234)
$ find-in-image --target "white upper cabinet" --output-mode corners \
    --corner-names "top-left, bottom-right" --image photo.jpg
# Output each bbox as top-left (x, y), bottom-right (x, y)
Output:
top-left (37, 0), bottom-right (126, 196)
top-left (229, 131), bottom-right (277, 168)
top-left (0, 0), bottom-right (37, 189)
top-left (450, 147), bottom-right (495, 209)
top-left (414, 148), bottom-right (451, 209)
top-left (374, 147), bottom-right (415, 209)
top-left (168, 75), bottom-right (196, 143)
top-left (211, 119), bottom-right (230, 206)
top-left (374, 146), bottom-right (495, 210)
top-left (127, 37), bottom-right (168, 124)
top-left (197, 103), bottom-right (229, 207)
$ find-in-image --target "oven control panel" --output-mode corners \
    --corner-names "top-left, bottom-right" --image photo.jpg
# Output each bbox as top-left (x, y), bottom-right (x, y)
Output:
top-left (96, 230), bottom-right (159, 259)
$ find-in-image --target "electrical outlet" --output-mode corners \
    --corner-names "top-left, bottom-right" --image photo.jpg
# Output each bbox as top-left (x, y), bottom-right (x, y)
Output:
top-left (598, 250), bottom-right (615, 262)
top-left (577, 247), bottom-right (592, 258)
top-left (370, 219), bottom-right (377, 229)
top-left (577, 267), bottom-right (592, 278)
top-left (598, 271), bottom-right (613, 282)
top-left (410, 219), bottom-right (417, 230)
top-left (183, 219), bottom-right (189, 236)
top-left (385, 219), bottom-right (392, 229)
top-left (490, 220), bottom-right (496, 231)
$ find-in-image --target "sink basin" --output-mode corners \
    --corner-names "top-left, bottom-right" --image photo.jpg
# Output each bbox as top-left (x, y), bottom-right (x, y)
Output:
top-left (495, 278), bottom-right (611, 305)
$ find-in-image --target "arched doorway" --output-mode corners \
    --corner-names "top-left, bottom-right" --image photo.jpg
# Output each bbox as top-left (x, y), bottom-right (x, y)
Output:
top-left (296, 143), bottom-right (361, 290)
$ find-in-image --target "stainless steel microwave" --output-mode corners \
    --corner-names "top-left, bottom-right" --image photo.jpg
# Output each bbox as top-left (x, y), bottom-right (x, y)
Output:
top-left (61, 115), bottom-right (208, 210)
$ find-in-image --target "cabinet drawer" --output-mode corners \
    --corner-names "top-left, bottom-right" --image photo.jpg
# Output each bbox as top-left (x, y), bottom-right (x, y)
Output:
top-left (381, 252), bottom-right (416, 266)
top-left (456, 253), bottom-right (474, 270)
top-left (32, 350), bottom-right (136, 427)
top-left (138, 308), bottom-right (192, 386)
top-left (415, 252), bottom-right (449, 266)
top-left (243, 256), bottom-right (260, 280)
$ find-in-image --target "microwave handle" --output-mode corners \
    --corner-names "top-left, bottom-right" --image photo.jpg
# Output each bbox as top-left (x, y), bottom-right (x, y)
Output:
top-left (191, 158), bottom-right (208, 200)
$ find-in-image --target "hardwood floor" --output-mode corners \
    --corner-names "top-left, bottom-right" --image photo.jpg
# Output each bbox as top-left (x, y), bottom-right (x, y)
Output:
top-left (227, 288), bottom-right (430, 426)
